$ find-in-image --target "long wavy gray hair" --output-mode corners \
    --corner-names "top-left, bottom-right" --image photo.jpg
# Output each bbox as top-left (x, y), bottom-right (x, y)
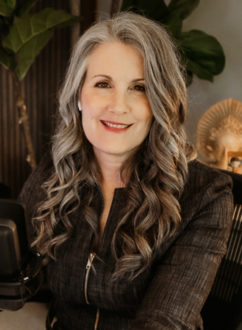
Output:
top-left (33, 12), bottom-right (194, 279)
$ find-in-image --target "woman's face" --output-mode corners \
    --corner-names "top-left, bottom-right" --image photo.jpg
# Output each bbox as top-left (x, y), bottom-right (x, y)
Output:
top-left (80, 41), bottom-right (153, 163)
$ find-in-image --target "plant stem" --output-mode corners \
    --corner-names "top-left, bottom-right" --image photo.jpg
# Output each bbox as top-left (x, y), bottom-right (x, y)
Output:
top-left (12, 73), bottom-right (36, 170)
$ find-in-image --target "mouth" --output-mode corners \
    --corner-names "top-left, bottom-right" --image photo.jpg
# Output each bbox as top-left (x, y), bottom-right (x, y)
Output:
top-left (100, 120), bottom-right (132, 130)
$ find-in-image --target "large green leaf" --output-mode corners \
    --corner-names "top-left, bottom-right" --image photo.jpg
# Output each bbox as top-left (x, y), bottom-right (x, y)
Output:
top-left (121, 0), bottom-right (225, 82)
top-left (0, 0), bottom-right (16, 17)
top-left (186, 60), bottom-right (214, 81)
top-left (163, 0), bottom-right (199, 36)
top-left (164, 13), bottom-right (183, 37)
top-left (15, 29), bottom-right (53, 80)
top-left (2, 8), bottom-right (74, 52)
top-left (180, 30), bottom-right (225, 76)
top-left (0, 45), bottom-right (15, 70)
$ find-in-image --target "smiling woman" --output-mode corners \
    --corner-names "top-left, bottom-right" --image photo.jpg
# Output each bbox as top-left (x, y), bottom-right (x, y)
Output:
top-left (80, 41), bottom-right (152, 165)
top-left (19, 11), bottom-right (233, 330)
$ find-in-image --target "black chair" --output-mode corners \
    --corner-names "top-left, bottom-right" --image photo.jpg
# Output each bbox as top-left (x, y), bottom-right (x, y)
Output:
top-left (202, 171), bottom-right (242, 330)
top-left (0, 182), bottom-right (11, 199)
top-left (0, 199), bottom-right (42, 310)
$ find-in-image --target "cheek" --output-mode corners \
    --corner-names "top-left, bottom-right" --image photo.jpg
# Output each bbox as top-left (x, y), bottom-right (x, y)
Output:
top-left (132, 97), bottom-right (152, 120)
top-left (81, 111), bottom-right (89, 138)
top-left (81, 111), bottom-right (98, 148)
top-left (136, 106), bottom-right (153, 129)
top-left (134, 114), bottom-right (152, 143)
top-left (80, 91), bottom-right (93, 112)
top-left (81, 92), bottom-right (106, 120)
top-left (140, 113), bottom-right (153, 140)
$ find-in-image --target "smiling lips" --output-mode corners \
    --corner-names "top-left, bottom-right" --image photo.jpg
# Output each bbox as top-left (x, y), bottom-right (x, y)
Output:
top-left (101, 120), bottom-right (132, 132)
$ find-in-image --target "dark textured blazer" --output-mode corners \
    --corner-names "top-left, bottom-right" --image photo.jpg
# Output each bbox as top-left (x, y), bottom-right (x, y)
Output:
top-left (19, 157), bottom-right (234, 330)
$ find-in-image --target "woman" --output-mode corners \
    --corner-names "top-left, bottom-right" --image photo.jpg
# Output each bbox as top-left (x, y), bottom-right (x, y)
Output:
top-left (19, 12), bottom-right (233, 330)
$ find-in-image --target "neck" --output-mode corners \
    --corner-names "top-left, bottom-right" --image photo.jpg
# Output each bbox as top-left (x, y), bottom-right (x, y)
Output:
top-left (94, 150), bottom-right (127, 191)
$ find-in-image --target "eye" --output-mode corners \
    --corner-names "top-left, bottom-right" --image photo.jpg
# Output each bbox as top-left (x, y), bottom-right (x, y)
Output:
top-left (94, 81), bottom-right (110, 88)
top-left (133, 84), bottom-right (146, 92)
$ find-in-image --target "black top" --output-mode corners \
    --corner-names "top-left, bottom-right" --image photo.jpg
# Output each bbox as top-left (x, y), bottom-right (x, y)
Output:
top-left (19, 157), bottom-right (234, 330)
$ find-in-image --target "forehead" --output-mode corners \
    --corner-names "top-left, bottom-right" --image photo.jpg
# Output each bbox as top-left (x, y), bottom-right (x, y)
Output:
top-left (85, 41), bottom-right (144, 77)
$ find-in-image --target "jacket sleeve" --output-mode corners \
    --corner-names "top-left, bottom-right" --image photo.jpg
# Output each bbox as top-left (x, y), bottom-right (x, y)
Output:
top-left (18, 153), bottom-right (53, 302)
top-left (130, 172), bottom-right (234, 329)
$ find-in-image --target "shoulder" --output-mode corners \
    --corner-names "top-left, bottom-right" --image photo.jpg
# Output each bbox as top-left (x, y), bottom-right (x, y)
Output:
top-left (187, 159), bottom-right (233, 191)
top-left (18, 152), bottom-right (54, 220)
top-left (180, 159), bottom-right (233, 228)
top-left (183, 159), bottom-right (233, 201)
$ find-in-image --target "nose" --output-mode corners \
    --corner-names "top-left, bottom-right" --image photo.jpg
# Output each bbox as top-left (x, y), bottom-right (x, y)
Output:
top-left (108, 90), bottom-right (129, 114)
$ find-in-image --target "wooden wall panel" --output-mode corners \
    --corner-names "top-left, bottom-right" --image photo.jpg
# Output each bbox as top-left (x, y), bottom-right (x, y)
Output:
top-left (0, 0), bottom-right (96, 198)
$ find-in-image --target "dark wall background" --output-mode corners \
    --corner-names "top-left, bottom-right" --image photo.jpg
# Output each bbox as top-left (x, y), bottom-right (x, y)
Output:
top-left (0, 0), bottom-right (96, 198)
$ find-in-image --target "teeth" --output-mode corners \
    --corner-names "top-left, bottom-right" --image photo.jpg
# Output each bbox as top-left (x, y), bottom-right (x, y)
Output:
top-left (103, 121), bottom-right (129, 129)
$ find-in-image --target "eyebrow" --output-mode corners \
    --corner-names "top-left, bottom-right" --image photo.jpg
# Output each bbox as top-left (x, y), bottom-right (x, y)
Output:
top-left (92, 74), bottom-right (145, 82)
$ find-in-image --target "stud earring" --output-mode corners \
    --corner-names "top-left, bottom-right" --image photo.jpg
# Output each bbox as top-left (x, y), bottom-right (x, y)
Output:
top-left (78, 101), bottom-right (82, 112)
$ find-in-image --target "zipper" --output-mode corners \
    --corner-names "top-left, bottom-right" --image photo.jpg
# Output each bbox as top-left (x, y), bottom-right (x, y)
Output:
top-left (84, 252), bottom-right (95, 304)
top-left (84, 252), bottom-right (100, 329)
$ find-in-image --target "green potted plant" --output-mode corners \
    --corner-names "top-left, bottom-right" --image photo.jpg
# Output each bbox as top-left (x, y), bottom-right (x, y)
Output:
top-left (121, 0), bottom-right (225, 85)
top-left (0, 0), bottom-right (77, 169)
